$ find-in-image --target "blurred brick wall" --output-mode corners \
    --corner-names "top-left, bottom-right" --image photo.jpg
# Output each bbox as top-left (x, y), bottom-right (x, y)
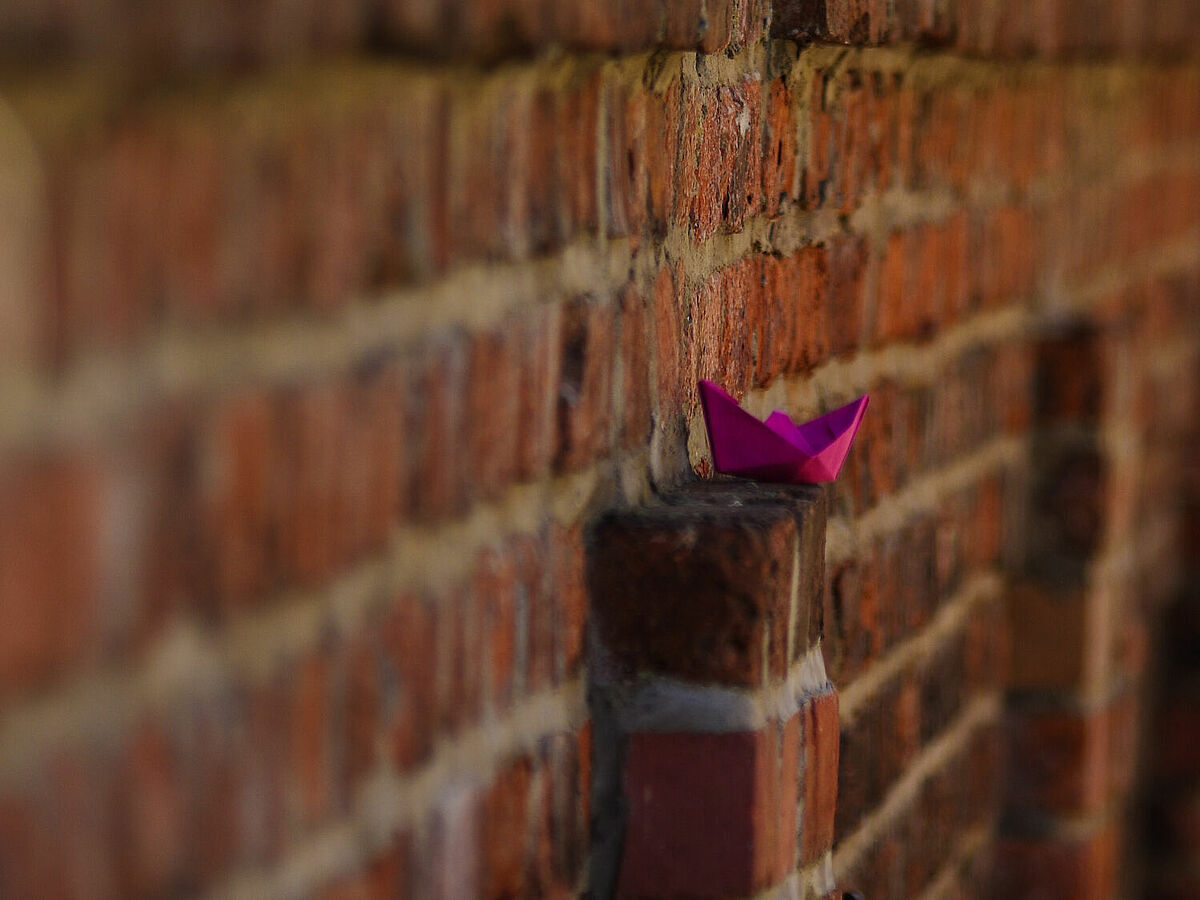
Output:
top-left (0, 0), bottom-right (1198, 898)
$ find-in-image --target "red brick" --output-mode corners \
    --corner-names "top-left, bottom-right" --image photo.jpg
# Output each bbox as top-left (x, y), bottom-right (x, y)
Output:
top-left (791, 246), bottom-right (831, 373)
top-left (342, 633), bottom-right (379, 786)
top-left (550, 524), bottom-right (587, 680)
top-left (537, 727), bottom-right (591, 892)
top-left (0, 454), bottom-right (101, 694)
top-left (760, 252), bottom-right (800, 381)
top-left (559, 71), bottom-right (600, 236)
top-left (0, 792), bottom-right (60, 899)
top-left (382, 592), bottom-right (438, 769)
top-left (407, 337), bottom-right (469, 520)
top-left (514, 304), bottom-right (562, 481)
top-left (761, 78), bottom-right (797, 219)
top-left (618, 285), bottom-right (652, 448)
top-left (1005, 704), bottom-right (1109, 818)
top-left (619, 728), bottom-right (787, 897)
top-left (555, 295), bottom-right (614, 472)
top-left (605, 80), bottom-right (649, 239)
top-left (476, 548), bottom-right (518, 709)
top-left (827, 234), bottom-right (867, 356)
top-left (482, 756), bottom-right (534, 899)
top-left (120, 721), bottom-right (186, 895)
top-left (652, 263), bottom-right (686, 423)
top-left (992, 825), bottom-right (1119, 900)
top-left (645, 79), bottom-right (682, 234)
top-left (801, 691), bottom-right (841, 863)
top-left (467, 322), bottom-right (519, 501)
top-left (291, 651), bottom-right (332, 824)
top-left (512, 532), bottom-right (554, 691)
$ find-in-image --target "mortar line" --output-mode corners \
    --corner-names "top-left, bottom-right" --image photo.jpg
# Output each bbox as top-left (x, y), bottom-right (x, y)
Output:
top-left (612, 642), bottom-right (831, 734)
top-left (836, 571), bottom-right (1002, 725)
top-left (831, 693), bottom-right (1001, 883)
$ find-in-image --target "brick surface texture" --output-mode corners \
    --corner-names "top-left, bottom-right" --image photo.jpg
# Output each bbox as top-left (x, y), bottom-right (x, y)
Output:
top-left (0, 0), bottom-right (1198, 898)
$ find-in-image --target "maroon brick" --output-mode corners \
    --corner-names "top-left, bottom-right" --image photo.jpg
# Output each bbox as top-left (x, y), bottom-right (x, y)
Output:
top-left (1005, 704), bottom-right (1109, 817)
top-left (619, 727), bottom-right (789, 897)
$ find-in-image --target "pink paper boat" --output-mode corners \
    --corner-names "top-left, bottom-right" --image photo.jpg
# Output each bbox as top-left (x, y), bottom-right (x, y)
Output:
top-left (698, 380), bottom-right (869, 483)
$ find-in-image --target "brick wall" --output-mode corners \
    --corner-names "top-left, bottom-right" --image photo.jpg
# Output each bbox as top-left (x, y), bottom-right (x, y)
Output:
top-left (0, 1), bottom-right (1198, 898)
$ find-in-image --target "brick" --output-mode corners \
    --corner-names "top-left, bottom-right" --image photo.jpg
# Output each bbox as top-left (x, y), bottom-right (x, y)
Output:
top-left (761, 78), bottom-right (797, 219)
top-left (551, 524), bottom-right (588, 680)
top-left (992, 825), bottom-right (1119, 900)
top-left (291, 650), bottom-right (332, 824)
top-left (382, 592), bottom-right (439, 769)
top-left (835, 674), bottom-right (919, 842)
top-left (536, 727), bottom-right (591, 892)
top-left (342, 632), bottom-right (379, 788)
top-left (476, 548), bottom-right (519, 709)
top-left (467, 322), bottom-right (520, 501)
top-left (555, 295), bottom-right (614, 472)
top-left (482, 756), bottom-right (533, 899)
top-left (826, 234), bottom-right (867, 356)
top-left (919, 630), bottom-right (966, 745)
top-left (408, 336), bottom-right (470, 521)
top-left (1006, 582), bottom-right (1107, 694)
top-left (652, 263), bottom-right (686, 424)
top-left (1005, 704), bottom-right (1109, 817)
top-left (618, 285), bottom-right (652, 448)
top-left (559, 71), bottom-right (601, 236)
top-left (119, 721), bottom-right (186, 896)
top-left (590, 500), bottom-right (797, 686)
top-left (669, 480), bottom-right (827, 664)
top-left (0, 454), bottom-right (102, 694)
top-left (619, 726), bottom-right (792, 897)
top-left (801, 691), bottom-right (841, 863)
top-left (760, 252), bottom-right (800, 380)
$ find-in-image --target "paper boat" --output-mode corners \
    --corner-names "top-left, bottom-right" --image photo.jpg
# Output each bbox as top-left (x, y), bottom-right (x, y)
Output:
top-left (698, 380), bottom-right (869, 483)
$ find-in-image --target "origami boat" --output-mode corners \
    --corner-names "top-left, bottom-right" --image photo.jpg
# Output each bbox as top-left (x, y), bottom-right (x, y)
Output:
top-left (698, 380), bottom-right (869, 484)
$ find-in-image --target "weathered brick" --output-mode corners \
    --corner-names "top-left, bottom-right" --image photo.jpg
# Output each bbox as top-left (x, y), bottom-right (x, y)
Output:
top-left (590, 500), bottom-right (797, 686)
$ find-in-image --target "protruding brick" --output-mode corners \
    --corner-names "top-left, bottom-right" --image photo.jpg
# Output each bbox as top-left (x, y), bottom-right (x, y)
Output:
top-left (590, 496), bottom-right (799, 686)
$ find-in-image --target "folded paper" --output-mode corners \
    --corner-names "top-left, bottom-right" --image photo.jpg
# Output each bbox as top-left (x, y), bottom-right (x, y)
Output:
top-left (698, 380), bottom-right (869, 483)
